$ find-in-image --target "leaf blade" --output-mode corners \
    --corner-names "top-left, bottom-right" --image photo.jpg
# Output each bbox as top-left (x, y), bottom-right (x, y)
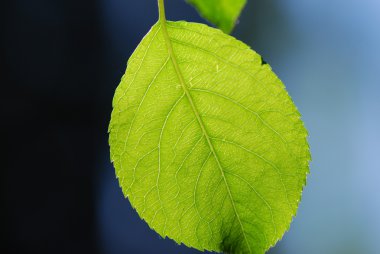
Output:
top-left (187, 0), bottom-right (247, 33)
top-left (109, 21), bottom-right (310, 254)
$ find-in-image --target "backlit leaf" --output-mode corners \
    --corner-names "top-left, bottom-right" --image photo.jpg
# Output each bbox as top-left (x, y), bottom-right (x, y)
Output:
top-left (109, 20), bottom-right (310, 254)
top-left (187, 0), bottom-right (247, 33)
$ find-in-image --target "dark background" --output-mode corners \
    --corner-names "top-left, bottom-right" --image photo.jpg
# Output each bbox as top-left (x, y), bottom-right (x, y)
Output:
top-left (3, 0), bottom-right (104, 253)
top-left (3, 0), bottom-right (380, 254)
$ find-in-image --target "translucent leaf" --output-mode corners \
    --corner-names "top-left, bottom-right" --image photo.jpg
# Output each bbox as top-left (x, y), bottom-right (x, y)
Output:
top-left (109, 21), bottom-right (310, 254)
top-left (187, 0), bottom-right (247, 33)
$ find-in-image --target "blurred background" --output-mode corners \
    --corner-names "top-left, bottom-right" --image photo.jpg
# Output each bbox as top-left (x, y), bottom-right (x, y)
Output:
top-left (2, 0), bottom-right (379, 253)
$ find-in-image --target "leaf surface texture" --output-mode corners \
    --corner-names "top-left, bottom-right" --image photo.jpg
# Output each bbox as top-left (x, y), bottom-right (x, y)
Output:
top-left (109, 21), bottom-right (310, 254)
top-left (187, 0), bottom-right (246, 33)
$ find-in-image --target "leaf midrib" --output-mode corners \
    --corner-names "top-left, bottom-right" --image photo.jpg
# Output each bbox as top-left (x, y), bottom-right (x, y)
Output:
top-left (159, 20), bottom-right (252, 253)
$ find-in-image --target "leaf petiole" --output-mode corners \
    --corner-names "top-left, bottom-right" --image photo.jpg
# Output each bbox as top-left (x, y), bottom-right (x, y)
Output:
top-left (158, 0), bottom-right (166, 22)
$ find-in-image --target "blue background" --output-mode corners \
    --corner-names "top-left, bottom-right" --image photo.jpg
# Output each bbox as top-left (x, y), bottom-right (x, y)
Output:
top-left (3, 0), bottom-right (380, 254)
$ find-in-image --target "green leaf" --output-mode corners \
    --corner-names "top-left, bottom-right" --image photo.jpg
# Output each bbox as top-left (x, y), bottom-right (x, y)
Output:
top-left (109, 20), bottom-right (310, 254)
top-left (187, 0), bottom-right (247, 33)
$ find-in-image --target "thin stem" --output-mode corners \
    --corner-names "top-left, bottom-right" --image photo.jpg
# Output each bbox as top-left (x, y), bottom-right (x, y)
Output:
top-left (158, 0), bottom-right (166, 22)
